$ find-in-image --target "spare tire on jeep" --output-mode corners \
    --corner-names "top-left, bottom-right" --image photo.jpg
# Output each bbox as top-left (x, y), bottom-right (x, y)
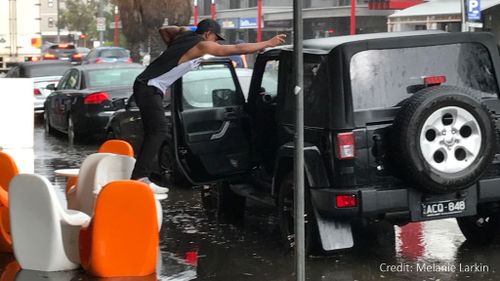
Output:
top-left (391, 85), bottom-right (496, 193)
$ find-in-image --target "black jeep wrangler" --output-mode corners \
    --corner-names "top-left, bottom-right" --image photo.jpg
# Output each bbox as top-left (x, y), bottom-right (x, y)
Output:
top-left (170, 31), bottom-right (500, 254)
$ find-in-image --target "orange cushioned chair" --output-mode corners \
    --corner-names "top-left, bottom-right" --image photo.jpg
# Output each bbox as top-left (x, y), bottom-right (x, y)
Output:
top-left (0, 152), bottom-right (19, 252)
top-left (79, 180), bottom-right (158, 278)
top-left (65, 140), bottom-right (135, 194)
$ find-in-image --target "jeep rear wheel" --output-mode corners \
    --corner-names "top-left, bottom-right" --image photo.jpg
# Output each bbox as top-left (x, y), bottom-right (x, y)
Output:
top-left (278, 173), bottom-right (322, 255)
top-left (457, 215), bottom-right (500, 244)
top-left (391, 86), bottom-right (496, 193)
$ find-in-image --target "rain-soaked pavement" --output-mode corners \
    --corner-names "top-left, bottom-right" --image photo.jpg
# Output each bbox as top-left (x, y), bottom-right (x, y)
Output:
top-left (2, 119), bottom-right (500, 281)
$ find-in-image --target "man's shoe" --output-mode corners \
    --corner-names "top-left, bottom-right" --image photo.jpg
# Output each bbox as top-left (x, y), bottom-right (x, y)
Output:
top-left (137, 177), bottom-right (169, 194)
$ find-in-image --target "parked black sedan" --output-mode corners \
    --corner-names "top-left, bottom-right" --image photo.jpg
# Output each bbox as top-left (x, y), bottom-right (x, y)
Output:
top-left (44, 63), bottom-right (144, 143)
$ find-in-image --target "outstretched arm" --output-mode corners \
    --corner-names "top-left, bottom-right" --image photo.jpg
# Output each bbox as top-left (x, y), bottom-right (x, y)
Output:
top-left (179, 34), bottom-right (286, 63)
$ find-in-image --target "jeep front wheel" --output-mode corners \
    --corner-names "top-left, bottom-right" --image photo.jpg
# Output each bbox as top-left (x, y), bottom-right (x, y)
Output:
top-left (392, 86), bottom-right (496, 193)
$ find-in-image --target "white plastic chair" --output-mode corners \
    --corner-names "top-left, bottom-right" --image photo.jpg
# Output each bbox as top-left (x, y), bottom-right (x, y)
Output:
top-left (14, 269), bottom-right (78, 281)
top-left (67, 153), bottom-right (164, 230)
top-left (9, 174), bottom-right (91, 271)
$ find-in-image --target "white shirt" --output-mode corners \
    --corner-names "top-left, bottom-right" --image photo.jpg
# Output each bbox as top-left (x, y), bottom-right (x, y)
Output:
top-left (147, 58), bottom-right (201, 94)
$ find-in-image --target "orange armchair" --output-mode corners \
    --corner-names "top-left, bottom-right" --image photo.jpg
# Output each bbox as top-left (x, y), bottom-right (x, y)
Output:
top-left (97, 139), bottom-right (134, 157)
top-left (79, 180), bottom-right (158, 277)
top-left (0, 152), bottom-right (19, 253)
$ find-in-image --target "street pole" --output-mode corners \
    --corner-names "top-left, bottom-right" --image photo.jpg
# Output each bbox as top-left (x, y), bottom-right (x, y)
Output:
top-left (293, 0), bottom-right (305, 280)
top-left (350, 0), bottom-right (356, 35)
top-left (98, 0), bottom-right (104, 45)
top-left (114, 5), bottom-right (119, 46)
top-left (257, 0), bottom-right (262, 42)
top-left (193, 0), bottom-right (198, 25)
top-left (56, 0), bottom-right (60, 42)
top-left (211, 0), bottom-right (215, 19)
top-left (461, 0), bottom-right (467, 31)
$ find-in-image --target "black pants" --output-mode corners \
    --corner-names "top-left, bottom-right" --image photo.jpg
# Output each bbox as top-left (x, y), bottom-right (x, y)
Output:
top-left (131, 80), bottom-right (168, 180)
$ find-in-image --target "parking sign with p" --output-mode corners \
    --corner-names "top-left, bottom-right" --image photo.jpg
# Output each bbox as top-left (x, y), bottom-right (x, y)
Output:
top-left (467, 0), bottom-right (481, 21)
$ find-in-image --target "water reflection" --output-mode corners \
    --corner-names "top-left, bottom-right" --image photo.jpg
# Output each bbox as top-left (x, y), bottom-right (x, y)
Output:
top-left (24, 121), bottom-right (500, 280)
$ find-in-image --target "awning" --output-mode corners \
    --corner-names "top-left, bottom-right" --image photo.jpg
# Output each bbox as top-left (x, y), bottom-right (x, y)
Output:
top-left (389, 0), bottom-right (500, 18)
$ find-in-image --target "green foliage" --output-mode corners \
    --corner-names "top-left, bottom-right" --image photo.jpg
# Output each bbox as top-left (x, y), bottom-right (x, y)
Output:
top-left (59, 0), bottom-right (109, 40)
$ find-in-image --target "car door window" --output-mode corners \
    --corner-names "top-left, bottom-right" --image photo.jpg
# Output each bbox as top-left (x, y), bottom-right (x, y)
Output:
top-left (261, 60), bottom-right (279, 97)
top-left (62, 70), bottom-right (79, 90)
top-left (182, 64), bottom-right (243, 109)
top-left (57, 70), bottom-right (71, 89)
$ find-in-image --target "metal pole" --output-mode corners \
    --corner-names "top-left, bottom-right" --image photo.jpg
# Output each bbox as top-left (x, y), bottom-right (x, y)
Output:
top-left (98, 0), bottom-right (104, 45)
top-left (257, 0), bottom-right (262, 42)
top-left (350, 0), bottom-right (356, 35)
top-left (114, 6), bottom-right (119, 46)
top-left (461, 0), bottom-right (467, 31)
top-left (56, 0), bottom-right (60, 42)
top-left (211, 0), bottom-right (215, 19)
top-left (193, 0), bottom-right (198, 25)
top-left (293, 0), bottom-right (305, 279)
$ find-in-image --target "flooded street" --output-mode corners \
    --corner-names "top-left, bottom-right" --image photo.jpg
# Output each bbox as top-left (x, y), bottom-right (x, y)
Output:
top-left (2, 119), bottom-right (499, 281)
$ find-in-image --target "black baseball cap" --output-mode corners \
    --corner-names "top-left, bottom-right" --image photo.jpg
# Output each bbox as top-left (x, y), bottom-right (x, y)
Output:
top-left (196, 19), bottom-right (225, 41)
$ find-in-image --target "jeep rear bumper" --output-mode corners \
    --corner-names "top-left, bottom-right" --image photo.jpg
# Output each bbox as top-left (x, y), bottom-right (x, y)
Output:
top-left (310, 177), bottom-right (500, 222)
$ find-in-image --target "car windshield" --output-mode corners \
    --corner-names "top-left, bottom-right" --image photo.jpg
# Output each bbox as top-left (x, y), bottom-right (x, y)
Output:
top-left (87, 67), bottom-right (142, 88)
top-left (98, 49), bottom-right (129, 58)
top-left (182, 64), bottom-right (241, 108)
top-left (24, 64), bottom-right (72, 78)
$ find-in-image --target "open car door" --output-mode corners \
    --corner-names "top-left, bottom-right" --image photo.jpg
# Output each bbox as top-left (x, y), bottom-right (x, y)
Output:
top-left (172, 60), bottom-right (252, 184)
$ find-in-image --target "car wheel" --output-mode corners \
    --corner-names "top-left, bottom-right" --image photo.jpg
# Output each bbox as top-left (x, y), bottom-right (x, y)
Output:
top-left (391, 85), bottom-right (496, 193)
top-left (44, 111), bottom-right (54, 135)
top-left (106, 129), bottom-right (116, 140)
top-left (278, 172), bottom-right (322, 256)
top-left (158, 141), bottom-right (190, 187)
top-left (457, 215), bottom-right (500, 244)
top-left (67, 116), bottom-right (78, 144)
top-left (201, 182), bottom-right (246, 222)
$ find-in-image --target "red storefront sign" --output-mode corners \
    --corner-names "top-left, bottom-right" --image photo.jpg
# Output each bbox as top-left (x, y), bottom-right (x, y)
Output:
top-left (369, 0), bottom-right (423, 10)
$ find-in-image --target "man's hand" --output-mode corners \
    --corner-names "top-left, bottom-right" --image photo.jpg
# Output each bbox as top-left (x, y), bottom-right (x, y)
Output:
top-left (266, 34), bottom-right (287, 48)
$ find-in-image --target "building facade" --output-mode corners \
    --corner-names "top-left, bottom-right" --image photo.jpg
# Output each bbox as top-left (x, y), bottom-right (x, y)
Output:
top-left (194, 0), bottom-right (395, 45)
top-left (388, 0), bottom-right (500, 44)
top-left (39, 0), bottom-right (70, 46)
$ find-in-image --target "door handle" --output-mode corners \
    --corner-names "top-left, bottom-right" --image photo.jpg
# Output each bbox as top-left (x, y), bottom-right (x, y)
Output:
top-left (210, 121), bottom-right (230, 140)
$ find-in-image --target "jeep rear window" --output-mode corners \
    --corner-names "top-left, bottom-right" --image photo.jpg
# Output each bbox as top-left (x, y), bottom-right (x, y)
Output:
top-left (350, 43), bottom-right (498, 111)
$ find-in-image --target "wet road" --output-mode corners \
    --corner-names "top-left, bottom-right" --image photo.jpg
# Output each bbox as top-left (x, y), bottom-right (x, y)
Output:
top-left (2, 120), bottom-right (500, 281)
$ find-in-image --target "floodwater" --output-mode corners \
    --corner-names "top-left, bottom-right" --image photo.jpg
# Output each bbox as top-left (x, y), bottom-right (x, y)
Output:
top-left (1, 120), bottom-right (500, 281)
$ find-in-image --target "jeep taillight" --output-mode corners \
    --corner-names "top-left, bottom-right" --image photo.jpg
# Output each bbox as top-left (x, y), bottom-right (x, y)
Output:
top-left (336, 132), bottom-right (355, 160)
top-left (423, 75), bottom-right (446, 86)
top-left (335, 195), bottom-right (357, 208)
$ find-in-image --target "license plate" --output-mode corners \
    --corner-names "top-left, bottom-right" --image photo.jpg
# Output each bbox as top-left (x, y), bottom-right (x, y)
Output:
top-left (421, 199), bottom-right (466, 218)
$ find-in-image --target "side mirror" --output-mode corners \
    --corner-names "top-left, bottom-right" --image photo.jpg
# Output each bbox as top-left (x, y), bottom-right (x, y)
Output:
top-left (212, 89), bottom-right (237, 107)
top-left (112, 97), bottom-right (127, 109)
top-left (260, 92), bottom-right (274, 104)
top-left (46, 84), bottom-right (57, 91)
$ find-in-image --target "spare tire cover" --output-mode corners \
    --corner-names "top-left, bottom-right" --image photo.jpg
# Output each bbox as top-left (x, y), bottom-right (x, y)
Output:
top-left (391, 85), bottom-right (496, 193)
